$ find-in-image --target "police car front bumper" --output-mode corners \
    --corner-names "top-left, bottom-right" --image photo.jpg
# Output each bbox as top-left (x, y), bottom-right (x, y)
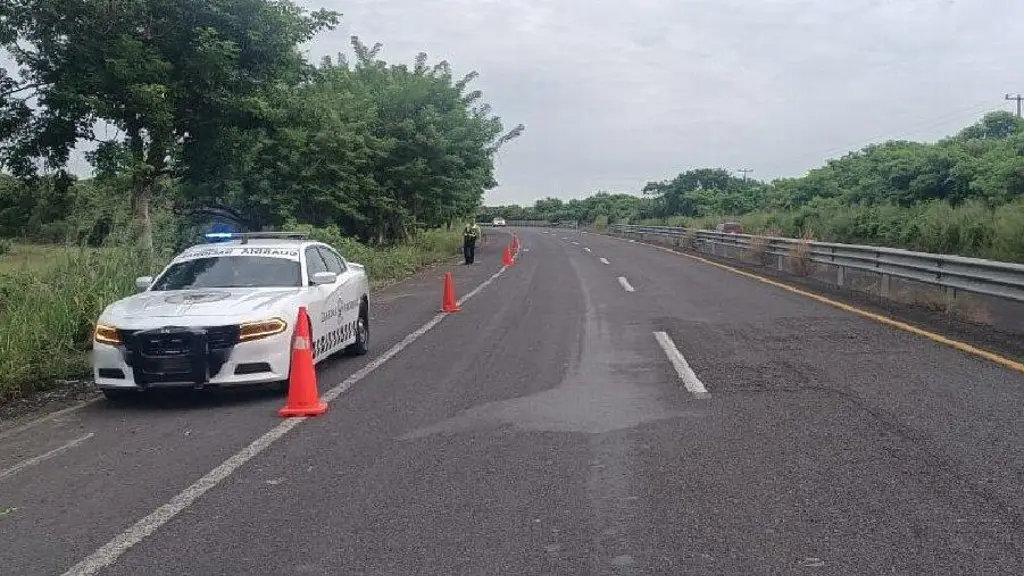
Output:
top-left (93, 325), bottom-right (292, 390)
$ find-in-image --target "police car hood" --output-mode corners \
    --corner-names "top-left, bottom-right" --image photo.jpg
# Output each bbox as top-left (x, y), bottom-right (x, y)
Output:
top-left (109, 288), bottom-right (302, 320)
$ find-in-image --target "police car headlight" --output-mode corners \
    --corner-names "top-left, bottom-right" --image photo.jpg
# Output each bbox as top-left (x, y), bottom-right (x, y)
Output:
top-left (94, 323), bottom-right (123, 345)
top-left (239, 317), bottom-right (288, 342)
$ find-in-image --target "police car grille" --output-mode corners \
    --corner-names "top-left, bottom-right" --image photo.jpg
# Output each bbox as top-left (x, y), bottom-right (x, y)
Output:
top-left (206, 326), bottom-right (240, 350)
top-left (119, 326), bottom-right (239, 353)
top-left (140, 333), bottom-right (195, 356)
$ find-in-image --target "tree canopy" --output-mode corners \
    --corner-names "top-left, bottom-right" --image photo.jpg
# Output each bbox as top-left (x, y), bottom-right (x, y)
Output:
top-left (0, 0), bottom-right (523, 247)
top-left (188, 38), bottom-right (523, 243)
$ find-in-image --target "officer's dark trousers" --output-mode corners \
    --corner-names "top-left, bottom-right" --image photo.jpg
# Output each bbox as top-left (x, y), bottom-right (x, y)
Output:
top-left (463, 239), bottom-right (476, 264)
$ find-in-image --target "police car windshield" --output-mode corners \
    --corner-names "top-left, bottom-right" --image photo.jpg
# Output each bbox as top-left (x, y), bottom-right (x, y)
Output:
top-left (150, 256), bottom-right (302, 290)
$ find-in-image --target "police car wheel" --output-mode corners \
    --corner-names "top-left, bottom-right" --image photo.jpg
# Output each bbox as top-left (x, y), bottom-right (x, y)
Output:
top-left (346, 306), bottom-right (369, 356)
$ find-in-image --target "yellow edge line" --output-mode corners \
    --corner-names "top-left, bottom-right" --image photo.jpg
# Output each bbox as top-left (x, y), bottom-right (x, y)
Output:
top-left (626, 235), bottom-right (1024, 375)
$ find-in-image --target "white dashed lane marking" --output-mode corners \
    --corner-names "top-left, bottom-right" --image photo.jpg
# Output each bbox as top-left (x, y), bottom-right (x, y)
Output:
top-left (654, 331), bottom-right (710, 399)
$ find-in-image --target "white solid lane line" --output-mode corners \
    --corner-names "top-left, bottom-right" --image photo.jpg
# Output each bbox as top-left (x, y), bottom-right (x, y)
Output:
top-left (0, 432), bottom-right (95, 481)
top-left (61, 265), bottom-right (511, 576)
top-left (600, 258), bottom-right (610, 265)
top-left (617, 276), bottom-right (635, 292)
top-left (653, 332), bottom-right (710, 399)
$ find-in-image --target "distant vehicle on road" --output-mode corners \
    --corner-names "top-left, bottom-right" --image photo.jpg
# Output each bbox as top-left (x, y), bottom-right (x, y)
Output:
top-left (492, 217), bottom-right (507, 226)
top-left (91, 232), bottom-right (370, 401)
top-left (716, 222), bottom-right (744, 234)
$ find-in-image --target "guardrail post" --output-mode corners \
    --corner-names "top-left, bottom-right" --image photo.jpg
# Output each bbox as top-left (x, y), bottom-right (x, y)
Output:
top-left (944, 286), bottom-right (956, 314)
top-left (837, 266), bottom-right (846, 288)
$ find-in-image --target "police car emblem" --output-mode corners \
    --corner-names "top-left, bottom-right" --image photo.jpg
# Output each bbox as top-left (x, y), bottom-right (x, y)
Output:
top-left (164, 292), bottom-right (232, 305)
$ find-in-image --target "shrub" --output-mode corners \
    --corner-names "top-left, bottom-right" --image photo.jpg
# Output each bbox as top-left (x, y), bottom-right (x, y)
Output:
top-left (790, 232), bottom-right (816, 277)
top-left (655, 198), bottom-right (1024, 264)
top-left (282, 223), bottom-right (462, 287)
top-left (0, 246), bottom-right (152, 401)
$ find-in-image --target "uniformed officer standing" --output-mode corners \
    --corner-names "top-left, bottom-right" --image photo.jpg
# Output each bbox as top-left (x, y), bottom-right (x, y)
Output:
top-left (463, 221), bottom-right (481, 264)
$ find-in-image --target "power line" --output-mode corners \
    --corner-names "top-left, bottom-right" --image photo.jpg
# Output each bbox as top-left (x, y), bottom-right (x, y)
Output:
top-left (1006, 93), bottom-right (1023, 118)
top-left (809, 99), bottom-right (998, 163)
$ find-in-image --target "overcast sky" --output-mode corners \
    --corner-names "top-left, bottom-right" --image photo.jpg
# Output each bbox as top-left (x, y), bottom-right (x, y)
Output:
top-left (6, 0), bottom-right (1024, 206)
top-left (304, 0), bottom-right (1021, 206)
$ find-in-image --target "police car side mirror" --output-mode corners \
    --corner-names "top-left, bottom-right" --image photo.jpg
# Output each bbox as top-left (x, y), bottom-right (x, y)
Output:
top-left (310, 271), bottom-right (338, 285)
top-left (135, 276), bottom-right (153, 292)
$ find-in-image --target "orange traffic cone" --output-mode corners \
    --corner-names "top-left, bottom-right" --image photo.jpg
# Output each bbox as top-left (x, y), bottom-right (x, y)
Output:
top-left (278, 306), bottom-right (327, 418)
top-left (502, 244), bottom-right (514, 267)
top-left (441, 272), bottom-right (460, 313)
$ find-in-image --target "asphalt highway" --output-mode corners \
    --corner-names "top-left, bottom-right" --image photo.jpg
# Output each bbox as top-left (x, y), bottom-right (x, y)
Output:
top-left (2, 228), bottom-right (1024, 575)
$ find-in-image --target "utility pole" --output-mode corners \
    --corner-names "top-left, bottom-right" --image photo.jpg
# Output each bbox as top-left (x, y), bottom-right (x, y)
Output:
top-left (736, 168), bottom-right (753, 181)
top-left (1006, 93), bottom-right (1023, 117)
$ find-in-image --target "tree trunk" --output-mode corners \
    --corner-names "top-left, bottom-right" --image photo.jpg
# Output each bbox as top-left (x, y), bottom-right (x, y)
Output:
top-left (126, 129), bottom-right (153, 253)
top-left (131, 175), bottom-right (153, 254)
top-left (127, 129), bottom-right (168, 257)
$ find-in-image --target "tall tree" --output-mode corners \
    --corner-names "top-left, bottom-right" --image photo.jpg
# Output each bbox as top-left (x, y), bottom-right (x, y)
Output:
top-left (200, 36), bottom-right (526, 243)
top-left (0, 0), bottom-right (338, 250)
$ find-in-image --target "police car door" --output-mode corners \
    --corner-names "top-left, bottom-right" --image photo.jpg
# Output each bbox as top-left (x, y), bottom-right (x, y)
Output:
top-left (303, 246), bottom-right (336, 362)
top-left (317, 246), bottom-right (358, 351)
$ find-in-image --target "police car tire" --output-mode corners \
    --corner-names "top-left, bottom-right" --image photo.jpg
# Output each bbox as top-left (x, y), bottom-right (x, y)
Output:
top-left (345, 302), bottom-right (369, 356)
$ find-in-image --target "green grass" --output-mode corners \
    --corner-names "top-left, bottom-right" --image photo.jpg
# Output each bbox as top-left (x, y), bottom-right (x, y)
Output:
top-left (0, 245), bottom-right (150, 401)
top-left (638, 199), bottom-right (1024, 264)
top-left (0, 242), bottom-right (75, 273)
top-left (0, 229), bottom-right (463, 402)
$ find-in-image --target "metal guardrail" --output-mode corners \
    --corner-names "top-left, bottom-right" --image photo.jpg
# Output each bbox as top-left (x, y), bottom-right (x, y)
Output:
top-left (610, 224), bottom-right (1024, 303)
top-left (482, 220), bottom-right (579, 229)
top-left (482, 220), bottom-right (551, 228)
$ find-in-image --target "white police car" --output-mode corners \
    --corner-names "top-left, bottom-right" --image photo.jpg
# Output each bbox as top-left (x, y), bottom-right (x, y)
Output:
top-left (91, 232), bottom-right (370, 400)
